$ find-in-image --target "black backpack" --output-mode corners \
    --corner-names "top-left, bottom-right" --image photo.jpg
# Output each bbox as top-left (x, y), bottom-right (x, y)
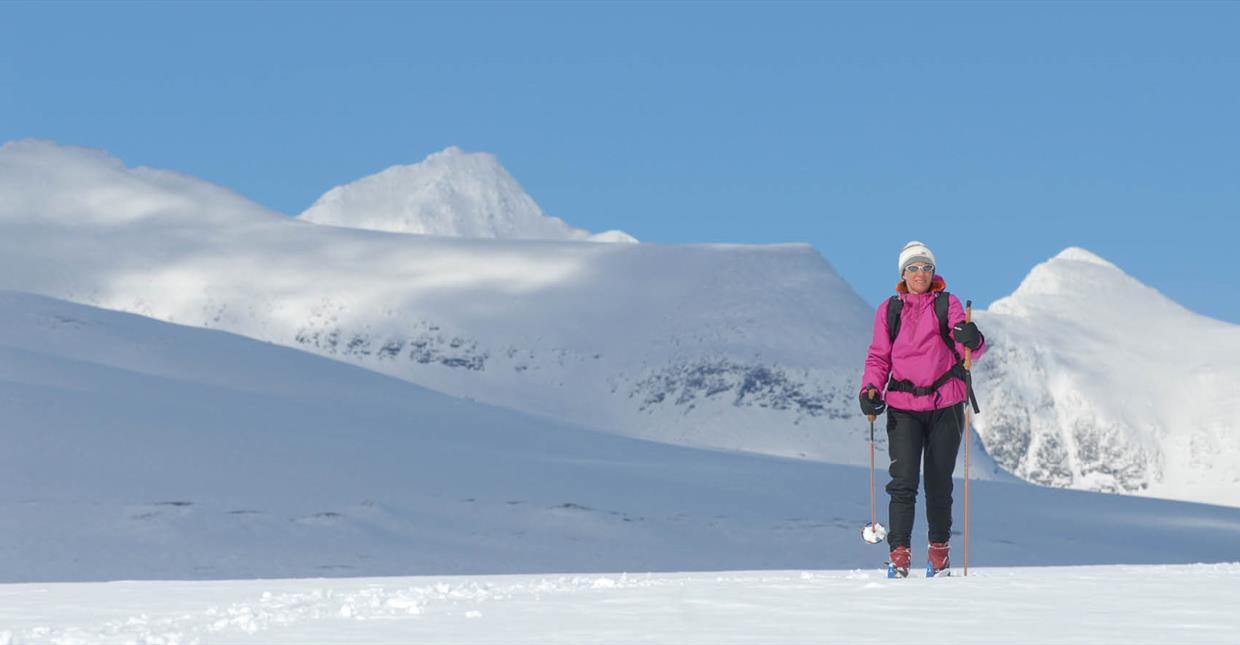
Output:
top-left (884, 292), bottom-right (980, 413)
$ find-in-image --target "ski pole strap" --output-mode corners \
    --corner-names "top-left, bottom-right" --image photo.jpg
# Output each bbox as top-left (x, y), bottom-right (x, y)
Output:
top-left (963, 368), bottom-right (980, 414)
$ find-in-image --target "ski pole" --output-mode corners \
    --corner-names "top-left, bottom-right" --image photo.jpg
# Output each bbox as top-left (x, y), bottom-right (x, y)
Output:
top-left (963, 300), bottom-right (972, 577)
top-left (867, 388), bottom-right (878, 535)
top-left (861, 389), bottom-right (886, 544)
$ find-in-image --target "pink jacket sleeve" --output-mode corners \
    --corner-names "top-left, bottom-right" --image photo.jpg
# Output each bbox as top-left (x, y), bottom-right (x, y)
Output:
top-left (860, 299), bottom-right (894, 395)
top-left (946, 294), bottom-right (987, 360)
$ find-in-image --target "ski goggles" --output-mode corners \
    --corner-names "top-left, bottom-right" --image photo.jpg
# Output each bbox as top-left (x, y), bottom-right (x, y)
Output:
top-left (903, 264), bottom-right (935, 273)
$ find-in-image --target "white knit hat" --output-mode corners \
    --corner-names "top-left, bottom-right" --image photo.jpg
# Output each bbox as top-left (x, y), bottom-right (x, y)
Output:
top-left (898, 240), bottom-right (936, 275)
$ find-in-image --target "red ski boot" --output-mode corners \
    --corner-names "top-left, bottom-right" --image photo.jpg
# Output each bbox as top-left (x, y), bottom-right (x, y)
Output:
top-left (927, 542), bottom-right (951, 577)
top-left (887, 546), bottom-right (911, 578)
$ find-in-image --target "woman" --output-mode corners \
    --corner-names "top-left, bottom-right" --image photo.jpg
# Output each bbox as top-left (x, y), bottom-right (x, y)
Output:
top-left (859, 240), bottom-right (985, 578)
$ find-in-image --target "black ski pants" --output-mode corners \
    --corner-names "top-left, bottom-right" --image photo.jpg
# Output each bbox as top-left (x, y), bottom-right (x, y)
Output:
top-left (885, 403), bottom-right (964, 551)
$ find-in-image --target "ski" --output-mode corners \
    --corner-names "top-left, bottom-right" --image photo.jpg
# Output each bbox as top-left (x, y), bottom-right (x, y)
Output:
top-left (887, 561), bottom-right (909, 579)
top-left (926, 561), bottom-right (952, 577)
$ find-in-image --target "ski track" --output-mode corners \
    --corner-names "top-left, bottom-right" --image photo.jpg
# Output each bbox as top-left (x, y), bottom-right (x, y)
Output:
top-left (4, 564), bottom-right (1239, 644)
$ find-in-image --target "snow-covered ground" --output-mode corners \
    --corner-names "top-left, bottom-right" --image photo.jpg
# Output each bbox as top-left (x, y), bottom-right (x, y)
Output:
top-left (3, 291), bottom-right (1239, 585)
top-left (4, 564), bottom-right (1239, 643)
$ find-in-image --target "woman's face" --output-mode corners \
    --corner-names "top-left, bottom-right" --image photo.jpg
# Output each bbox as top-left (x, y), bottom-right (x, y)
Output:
top-left (903, 262), bottom-right (934, 294)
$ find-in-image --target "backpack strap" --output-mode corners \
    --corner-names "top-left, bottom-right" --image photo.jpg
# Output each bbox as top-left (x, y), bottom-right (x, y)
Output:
top-left (886, 295), bottom-right (903, 344)
top-left (934, 292), bottom-right (961, 362)
top-left (934, 292), bottom-right (953, 350)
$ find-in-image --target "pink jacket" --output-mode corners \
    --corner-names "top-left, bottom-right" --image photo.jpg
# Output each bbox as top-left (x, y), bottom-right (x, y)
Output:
top-left (860, 276), bottom-right (986, 412)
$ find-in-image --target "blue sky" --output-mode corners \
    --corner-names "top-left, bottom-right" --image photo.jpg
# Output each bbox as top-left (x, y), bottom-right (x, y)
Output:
top-left (3, 1), bottom-right (1238, 322)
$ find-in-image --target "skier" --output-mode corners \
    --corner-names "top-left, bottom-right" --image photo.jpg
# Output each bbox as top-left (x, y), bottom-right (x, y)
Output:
top-left (858, 241), bottom-right (986, 578)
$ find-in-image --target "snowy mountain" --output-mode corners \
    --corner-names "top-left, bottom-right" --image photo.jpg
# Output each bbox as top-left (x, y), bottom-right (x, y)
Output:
top-left (3, 290), bottom-right (1238, 587)
top-left (0, 139), bottom-right (941, 473)
top-left (298, 146), bottom-right (636, 243)
top-left (6, 139), bottom-right (1239, 509)
top-left (973, 248), bottom-right (1240, 506)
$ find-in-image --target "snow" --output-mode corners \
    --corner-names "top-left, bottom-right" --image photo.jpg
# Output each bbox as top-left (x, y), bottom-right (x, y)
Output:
top-left (298, 146), bottom-right (636, 243)
top-left (0, 139), bottom-right (890, 470)
top-left (3, 291), bottom-right (1239, 585)
top-left (4, 139), bottom-right (1240, 641)
top-left (3, 138), bottom-right (1240, 513)
top-left (4, 564), bottom-right (1239, 643)
top-left (0, 139), bottom-right (283, 227)
top-left (1053, 246), bottom-right (1118, 268)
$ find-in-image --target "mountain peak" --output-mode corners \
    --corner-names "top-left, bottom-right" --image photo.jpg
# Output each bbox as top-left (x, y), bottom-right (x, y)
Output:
top-left (988, 246), bottom-right (1191, 328)
top-left (298, 147), bottom-right (636, 243)
top-left (433, 145), bottom-right (468, 157)
top-left (1053, 246), bottom-right (1117, 268)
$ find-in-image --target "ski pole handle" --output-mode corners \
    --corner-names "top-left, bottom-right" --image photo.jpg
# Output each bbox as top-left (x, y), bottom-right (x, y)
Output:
top-left (866, 388), bottom-right (877, 423)
top-left (964, 300), bottom-right (973, 371)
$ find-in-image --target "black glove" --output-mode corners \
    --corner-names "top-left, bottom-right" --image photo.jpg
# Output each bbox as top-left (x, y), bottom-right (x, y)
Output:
top-left (952, 321), bottom-right (983, 350)
top-left (859, 388), bottom-right (886, 417)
